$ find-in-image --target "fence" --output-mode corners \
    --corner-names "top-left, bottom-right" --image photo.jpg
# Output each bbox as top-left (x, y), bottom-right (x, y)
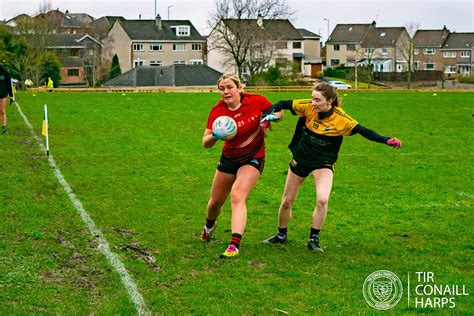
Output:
top-left (373, 71), bottom-right (443, 82)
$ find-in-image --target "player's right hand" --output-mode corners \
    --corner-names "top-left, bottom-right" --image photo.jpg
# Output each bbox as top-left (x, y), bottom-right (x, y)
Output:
top-left (212, 132), bottom-right (224, 141)
top-left (386, 138), bottom-right (402, 148)
top-left (10, 98), bottom-right (15, 104)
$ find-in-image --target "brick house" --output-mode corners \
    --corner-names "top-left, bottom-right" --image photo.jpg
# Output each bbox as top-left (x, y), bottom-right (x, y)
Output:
top-left (103, 15), bottom-right (205, 73)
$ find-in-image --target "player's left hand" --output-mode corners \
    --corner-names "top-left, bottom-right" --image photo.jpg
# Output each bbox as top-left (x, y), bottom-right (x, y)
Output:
top-left (387, 138), bottom-right (402, 148)
top-left (260, 113), bottom-right (280, 123)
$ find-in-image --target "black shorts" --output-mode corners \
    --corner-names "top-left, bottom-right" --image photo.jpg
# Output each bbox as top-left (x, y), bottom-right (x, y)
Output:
top-left (0, 94), bottom-right (8, 99)
top-left (217, 155), bottom-right (265, 175)
top-left (289, 158), bottom-right (334, 178)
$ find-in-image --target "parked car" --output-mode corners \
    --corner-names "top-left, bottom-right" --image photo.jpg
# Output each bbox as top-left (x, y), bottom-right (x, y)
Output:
top-left (328, 80), bottom-right (352, 89)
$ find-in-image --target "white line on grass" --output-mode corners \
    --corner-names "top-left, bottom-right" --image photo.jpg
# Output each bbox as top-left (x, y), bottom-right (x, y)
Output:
top-left (14, 102), bottom-right (148, 315)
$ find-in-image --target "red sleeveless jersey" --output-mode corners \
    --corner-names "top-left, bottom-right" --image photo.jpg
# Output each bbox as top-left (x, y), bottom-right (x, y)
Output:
top-left (207, 93), bottom-right (272, 162)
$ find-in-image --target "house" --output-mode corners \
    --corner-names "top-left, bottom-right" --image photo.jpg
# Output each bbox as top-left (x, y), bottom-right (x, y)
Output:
top-left (326, 21), bottom-right (411, 72)
top-left (102, 64), bottom-right (222, 87)
top-left (325, 23), bottom-right (372, 67)
top-left (412, 26), bottom-right (450, 72)
top-left (35, 9), bottom-right (94, 34)
top-left (46, 33), bottom-right (102, 86)
top-left (297, 28), bottom-right (323, 76)
top-left (360, 24), bottom-right (411, 72)
top-left (207, 18), bottom-right (321, 77)
top-left (103, 15), bottom-right (206, 73)
top-left (89, 16), bottom-right (125, 40)
top-left (440, 32), bottom-right (474, 76)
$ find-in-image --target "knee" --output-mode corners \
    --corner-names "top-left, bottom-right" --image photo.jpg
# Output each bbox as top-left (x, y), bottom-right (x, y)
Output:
top-left (0, 109), bottom-right (4, 116)
top-left (316, 196), bottom-right (329, 208)
top-left (281, 196), bottom-right (295, 210)
top-left (230, 188), bottom-right (246, 206)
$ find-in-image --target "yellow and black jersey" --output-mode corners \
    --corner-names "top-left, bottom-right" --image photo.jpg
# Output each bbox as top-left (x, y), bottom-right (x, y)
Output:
top-left (284, 99), bottom-right (357, 165)
top-left (265, 99), bottom-right (390, 167)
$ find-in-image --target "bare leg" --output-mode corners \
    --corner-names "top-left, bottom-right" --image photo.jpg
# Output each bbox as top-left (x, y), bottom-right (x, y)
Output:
top-left (229, 165), bottom-right (261, 235)
top-left (311, 168), bottom-right (334, 229)
top-left (207, 170), bottom-right (235, 220)
top-left (278, 168), bottom-right (305, 228)
top-left (0, 98), bottom-right (6, 128)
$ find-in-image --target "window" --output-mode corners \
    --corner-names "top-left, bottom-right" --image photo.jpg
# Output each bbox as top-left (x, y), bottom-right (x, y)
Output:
top-left (190, 60), bottom-right (203, 65)
top-left (172, 25), bottom-right (190, 36)
top-left (413, 61), bottom-right (420, 70)
top-left (292, 42), bottom-right (302, 49)
top-left (347, 44), bottom-right (355, 51)
top-left (149, 60), bottom-right (163, 66)
top-left (423, 48), bottom-right (435, 55)
top-left (150, 43), bottom-right (163, 51)
top-left (133, 43), bottom-right (144, 51)
top-left (443, 51), bottom-right (456, 58)
top-left (276, 41), bottom-right (287, 49)
top-left (87, 49), bottom-right (95, 56)
top-left (67, 69), bottom-right (79, 76)
top-left (461, 51), bottom-right (470, 58)
top-left (333, 44), bottom-right (340, 51)
top-left (365, 48), bottom-right (375, 54)
top-left (191, 43), bottom-right (202, 51)
top-left (173, 60), bottom-right (186, 64)
top-left (444, 65), bottom-right (456, 73)
top-left (414, 48), bottom-right (419, 55)
top-left (173, 43), bottom-right (186, 51)
top-left (69, 49), bottom-right (79, 57)
top-left (381, 48), bottom-right (388, 55)
top-left (331, 59), bottom-right (340, 66)
top-left (424, 62), bottom-right (435, 70)
top-left (134, 59), bottom-right (144, 67)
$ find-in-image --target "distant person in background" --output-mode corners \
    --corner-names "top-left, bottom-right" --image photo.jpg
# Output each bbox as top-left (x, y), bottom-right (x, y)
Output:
top-left (200, 73), bottom-right (283, 258)
top-left (47, 77), bottom-right (54, 92)
top-left (261, 82), bottom-right (402, 252)
top-left (0, 63), bottom-right (15, 134)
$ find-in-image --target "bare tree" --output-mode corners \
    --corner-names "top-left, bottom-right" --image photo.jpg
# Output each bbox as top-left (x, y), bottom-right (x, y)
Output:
top-left (355, 46), bottom-right (376, 88)
top-left (207, 0), bottom-right (293, 79)
top-left (399, 22), bottom-right (419, 89)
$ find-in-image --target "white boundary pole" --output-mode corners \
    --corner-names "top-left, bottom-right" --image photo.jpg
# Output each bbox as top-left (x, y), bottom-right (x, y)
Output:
top-left (44, 104), bottom-right (49, 156)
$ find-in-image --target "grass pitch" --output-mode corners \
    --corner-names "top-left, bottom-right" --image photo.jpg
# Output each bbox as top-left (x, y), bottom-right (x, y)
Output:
top-left (1, 90), bottom-right (472, 314)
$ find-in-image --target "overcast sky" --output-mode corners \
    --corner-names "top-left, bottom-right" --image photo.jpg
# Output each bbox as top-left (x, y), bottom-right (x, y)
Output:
top-left (1, 0), bottom-right (473, 39)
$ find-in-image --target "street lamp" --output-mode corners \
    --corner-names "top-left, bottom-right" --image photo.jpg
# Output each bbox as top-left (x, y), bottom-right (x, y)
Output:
top-left (168, 5), bottom-right (173, 20)
top-left (323, 18), bottom-right (330, 42)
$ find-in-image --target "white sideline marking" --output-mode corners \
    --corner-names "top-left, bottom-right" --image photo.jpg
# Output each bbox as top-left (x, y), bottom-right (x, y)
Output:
top-left (14, 102), bottom-right (148, 315)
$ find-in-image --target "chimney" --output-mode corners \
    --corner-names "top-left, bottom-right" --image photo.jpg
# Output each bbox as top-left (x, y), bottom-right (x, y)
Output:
top-left (156, 14), bottom-right (162, 30)
top-left (371, 20), bottom-right (376, 27)
top-left (257, 14), bottom-right (263, 29)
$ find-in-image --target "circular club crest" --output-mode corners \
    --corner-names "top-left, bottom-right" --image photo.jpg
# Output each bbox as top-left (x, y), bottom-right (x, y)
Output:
top-left (363, 270), bottom-right (403, 310)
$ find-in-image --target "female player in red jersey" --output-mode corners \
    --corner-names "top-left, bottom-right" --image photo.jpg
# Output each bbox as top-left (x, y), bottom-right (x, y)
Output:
top-left (200, 73), bottom-right (283, 258)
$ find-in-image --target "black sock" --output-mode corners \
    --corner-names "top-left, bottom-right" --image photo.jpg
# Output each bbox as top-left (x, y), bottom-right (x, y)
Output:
top-left (277, 227), bottom-right (287, 238)
top-left (310, 227), bottom-right (320, 240)
top-left (230, 233), bottom-right (242, 249)
top-left (205, 218), bottom-right (216, 229)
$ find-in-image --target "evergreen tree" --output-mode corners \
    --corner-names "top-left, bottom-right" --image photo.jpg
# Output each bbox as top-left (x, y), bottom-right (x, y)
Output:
top-left (109, 54), bottom-right (121, 80)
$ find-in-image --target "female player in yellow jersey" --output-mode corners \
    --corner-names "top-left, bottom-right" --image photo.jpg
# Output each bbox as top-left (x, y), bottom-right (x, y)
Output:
top-left (261, 82), bottom-right (402, 252)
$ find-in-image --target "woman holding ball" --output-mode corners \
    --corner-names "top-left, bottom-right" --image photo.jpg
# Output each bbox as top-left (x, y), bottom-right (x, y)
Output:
top-left (200, 73), bottom-right (283, 258)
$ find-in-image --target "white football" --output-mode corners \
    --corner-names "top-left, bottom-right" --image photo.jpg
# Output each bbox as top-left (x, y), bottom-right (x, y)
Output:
top-left (212, 116), bottom-right (237, 140)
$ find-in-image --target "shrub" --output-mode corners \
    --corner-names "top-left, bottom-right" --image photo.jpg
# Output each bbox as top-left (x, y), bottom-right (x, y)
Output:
top-left (458, 75), bottom-right (474, 84)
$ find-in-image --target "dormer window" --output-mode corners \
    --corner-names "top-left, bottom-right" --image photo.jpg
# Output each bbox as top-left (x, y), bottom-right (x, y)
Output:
top-left (171, 25), bottom-right (190, 36)
top-left (380, 32), bottom-right (386, 37)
